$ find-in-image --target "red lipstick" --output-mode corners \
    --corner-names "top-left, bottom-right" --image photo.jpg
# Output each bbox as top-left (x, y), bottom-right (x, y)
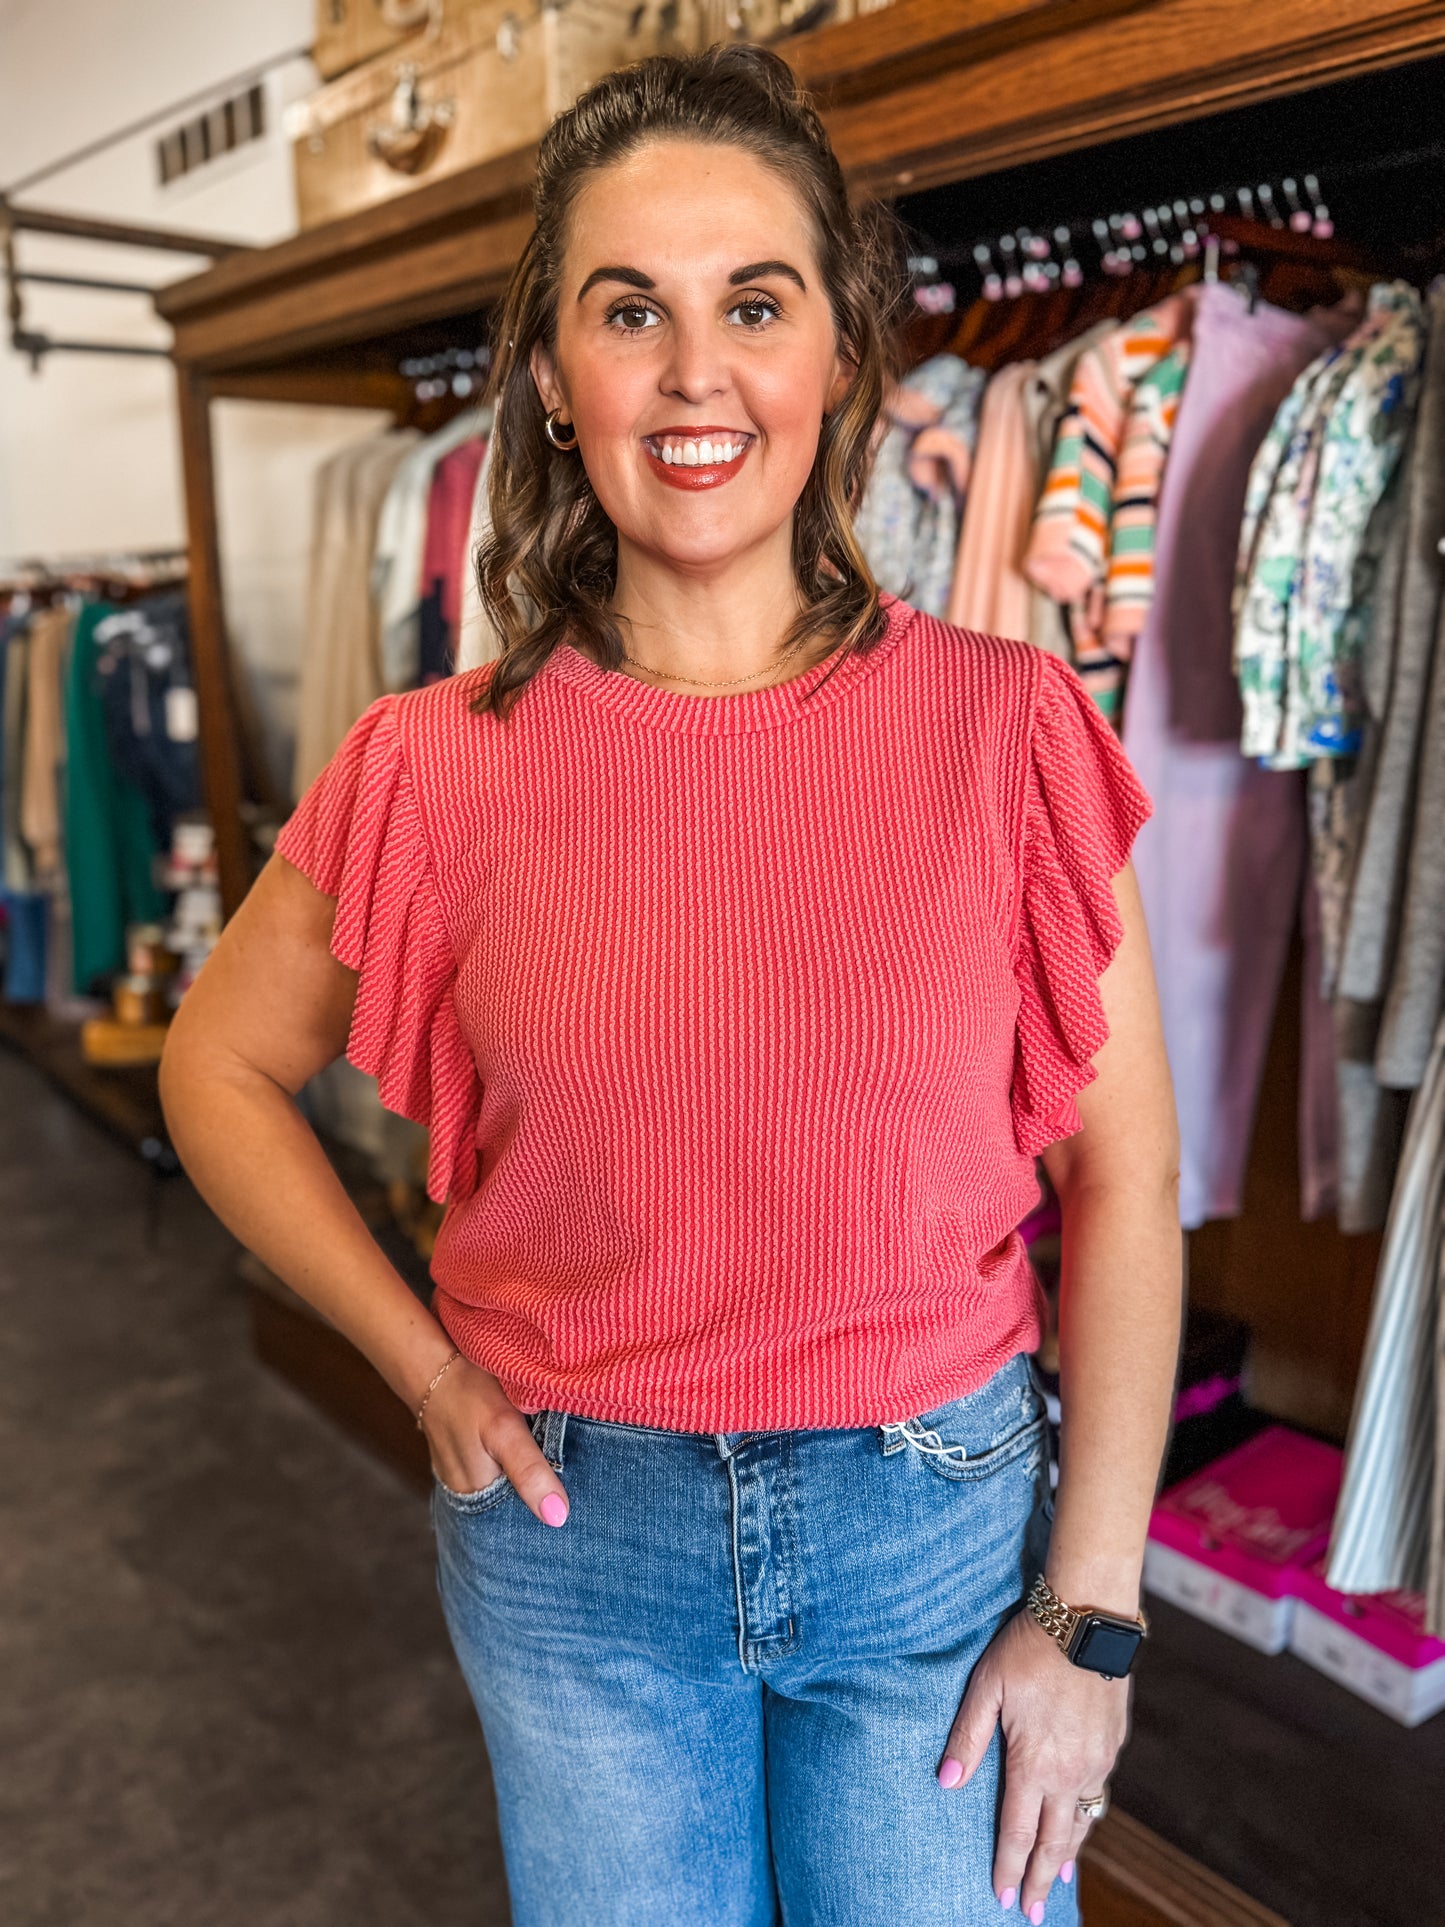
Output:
top-left (641, 430), bottom-right (754, 491)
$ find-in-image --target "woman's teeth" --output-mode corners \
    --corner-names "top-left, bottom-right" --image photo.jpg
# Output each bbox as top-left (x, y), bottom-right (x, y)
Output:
top-left (649, 436), bottom-right (747, 466)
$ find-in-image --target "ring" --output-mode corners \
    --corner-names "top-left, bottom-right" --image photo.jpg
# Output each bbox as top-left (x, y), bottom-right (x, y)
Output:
top-left (1076, 1789), bottom-right (1109, 1820)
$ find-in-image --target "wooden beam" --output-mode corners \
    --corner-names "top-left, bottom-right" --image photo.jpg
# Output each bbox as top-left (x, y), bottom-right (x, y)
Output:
top-left (1079, 1808), bottom-right (1291, 1925)
top-left (208, 365), bottom-right (417, 412)
top-left (790, 0), bottom-right (1154, 98)
top-left (0, 1001), bottom-right (169, 1158)
top-left (812, 0), bottom-right (1445, 196)
top-left (154, 145), bottom-right (536, 329)
top-left (174, 365), bottom-right (251, 921)
top-left (166, 210), bottom-right (532, 370)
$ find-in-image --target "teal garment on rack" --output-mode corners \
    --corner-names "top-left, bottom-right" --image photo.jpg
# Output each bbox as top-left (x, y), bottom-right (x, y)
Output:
top-left (63, 599), bottom-right (169, 994)
top-left (0, 613), bottom-right (48, 1002)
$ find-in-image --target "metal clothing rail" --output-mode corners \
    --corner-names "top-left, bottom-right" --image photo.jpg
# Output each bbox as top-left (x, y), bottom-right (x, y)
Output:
top-left (908, 166), bottom-right (1343, 310)
top-left (0, 196), bottom-right (248, 367)
top-left (1, 545), bottom-right (189, 571)
top-left (910, 130), bottom-right (1445, 311)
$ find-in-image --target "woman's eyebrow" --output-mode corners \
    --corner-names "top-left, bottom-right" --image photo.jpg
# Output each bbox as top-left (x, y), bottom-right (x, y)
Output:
top-left (576, 259), bottom-right (808, 301)
top-left (577, 265), bottom-right (654, 301)
top-left (728, 260), bottom-right (807, 293)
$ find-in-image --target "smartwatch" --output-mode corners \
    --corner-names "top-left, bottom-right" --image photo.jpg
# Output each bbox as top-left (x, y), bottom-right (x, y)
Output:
top-left (1025, 1573), bottom-right (1148, 1679)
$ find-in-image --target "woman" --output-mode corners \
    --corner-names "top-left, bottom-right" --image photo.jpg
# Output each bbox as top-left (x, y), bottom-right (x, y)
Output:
top-left (160, 42), bottom-right (1182, 1927)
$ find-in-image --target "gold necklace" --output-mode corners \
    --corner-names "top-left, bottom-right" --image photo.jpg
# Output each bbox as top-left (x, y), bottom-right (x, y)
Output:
top-left (618, 631), bottom-right (826, 691)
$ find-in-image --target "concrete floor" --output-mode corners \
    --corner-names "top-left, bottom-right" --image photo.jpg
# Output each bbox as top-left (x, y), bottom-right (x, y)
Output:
top-left (9, 1035), bottom-right (1443, 1927)
top-left (0, 1046), bottom-right (510, 1927)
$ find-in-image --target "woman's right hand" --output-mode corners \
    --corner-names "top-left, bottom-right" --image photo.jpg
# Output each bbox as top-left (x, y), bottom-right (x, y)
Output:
top-left (423, 1360), bottom-right (571, 1526)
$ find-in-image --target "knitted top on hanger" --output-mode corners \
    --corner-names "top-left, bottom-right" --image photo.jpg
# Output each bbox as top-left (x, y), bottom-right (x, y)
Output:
top-left (274, 592), bottom-right (1153, 1431)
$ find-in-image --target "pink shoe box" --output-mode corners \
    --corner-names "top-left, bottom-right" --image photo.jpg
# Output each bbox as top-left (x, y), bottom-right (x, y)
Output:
top-left (1288, 1559), bottom-right (1445, 1726)
top-left (1143, 1425), bottom-right (1343, 1654)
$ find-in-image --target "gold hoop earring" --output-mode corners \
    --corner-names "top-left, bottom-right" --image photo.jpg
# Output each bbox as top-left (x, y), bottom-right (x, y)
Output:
top-left (544, 408), bottom-right (579, 451)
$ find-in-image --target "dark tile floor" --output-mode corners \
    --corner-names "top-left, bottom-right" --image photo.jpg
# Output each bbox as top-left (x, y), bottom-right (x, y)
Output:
top-left (0, 1046), bottom-right (509, 1927)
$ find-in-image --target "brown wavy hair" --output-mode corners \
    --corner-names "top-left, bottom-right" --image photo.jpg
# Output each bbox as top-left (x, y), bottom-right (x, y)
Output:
top-left (470, 39), bottom-right (912, 721)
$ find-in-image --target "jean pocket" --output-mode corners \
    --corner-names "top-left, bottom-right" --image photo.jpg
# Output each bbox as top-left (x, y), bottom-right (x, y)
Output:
top-left (881, 1363), bottom-right (1049, 1485)
top-left (432, 1466), bottom-right (512, 1512)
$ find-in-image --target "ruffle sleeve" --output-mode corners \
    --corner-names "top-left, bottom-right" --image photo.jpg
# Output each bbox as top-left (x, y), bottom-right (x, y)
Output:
top-left (1010, 649), bottom-right (1155, 1157)
top-left (274, 695), bottom-right (480, 1206)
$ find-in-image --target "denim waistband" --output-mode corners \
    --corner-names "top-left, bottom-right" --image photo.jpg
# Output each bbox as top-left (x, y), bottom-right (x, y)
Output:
top-left (525, 1349), bottom-right (1043, 1477)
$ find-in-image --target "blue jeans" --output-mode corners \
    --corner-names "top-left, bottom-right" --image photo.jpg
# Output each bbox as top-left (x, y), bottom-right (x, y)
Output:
top-left (430, 1349), bottom-right (1081, 1926)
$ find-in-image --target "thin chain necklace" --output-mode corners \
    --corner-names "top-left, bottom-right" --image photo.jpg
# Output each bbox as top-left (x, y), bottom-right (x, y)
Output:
top-left (617, 630), bottom-right (831, 691)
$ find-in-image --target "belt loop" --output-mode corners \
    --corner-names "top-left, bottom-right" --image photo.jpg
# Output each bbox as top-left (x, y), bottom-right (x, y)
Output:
top-left (539, 1408), bottom-right (568, 1471)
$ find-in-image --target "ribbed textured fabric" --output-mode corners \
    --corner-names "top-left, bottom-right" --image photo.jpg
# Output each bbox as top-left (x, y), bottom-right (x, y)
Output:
top-left (274, 593), bottom-right (1154, 1430)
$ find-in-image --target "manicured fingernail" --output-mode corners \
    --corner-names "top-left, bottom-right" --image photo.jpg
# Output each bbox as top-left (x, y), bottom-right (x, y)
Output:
top-left (1029, 1905), bottom-right (1045, 1925)
top-left (1060, 1861), bottom-right (1075, 1883)
top-left (937, 1756), bottom-right (963, 1788)
top-left (540, 1492), bottom-right (568, 1526)
top-left (998, 1888), bottom-right (1016, 1909)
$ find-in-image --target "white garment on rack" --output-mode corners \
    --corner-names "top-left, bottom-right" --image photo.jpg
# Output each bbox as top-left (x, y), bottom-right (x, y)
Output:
top-left (455, 426), bottom-right (504, 673)
top-left (1325, 1003), bottom-right (1445, 1636)
top-left (294, 429), bottom-right (420, 796)
top-left (373, 406), bottom-right (491, 692)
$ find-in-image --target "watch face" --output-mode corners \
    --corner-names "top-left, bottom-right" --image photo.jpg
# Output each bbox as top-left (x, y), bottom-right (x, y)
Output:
top-left (1070, 1616), bottom-right (1143, 1676)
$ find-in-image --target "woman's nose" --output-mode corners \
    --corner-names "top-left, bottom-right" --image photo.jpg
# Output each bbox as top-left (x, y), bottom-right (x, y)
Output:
top-left (659, 316), bottom-right (729, 402)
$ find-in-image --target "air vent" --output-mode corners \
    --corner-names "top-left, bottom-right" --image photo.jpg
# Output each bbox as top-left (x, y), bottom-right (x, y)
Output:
top-left (156, 83), bottom-right (266, 187)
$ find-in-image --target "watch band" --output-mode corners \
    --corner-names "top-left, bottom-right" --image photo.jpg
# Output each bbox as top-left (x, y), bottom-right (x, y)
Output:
top-left (1025, 1573), bottom-right (1148, 1656)
top-left (1027, 1572), bottom-right (1082, 1647)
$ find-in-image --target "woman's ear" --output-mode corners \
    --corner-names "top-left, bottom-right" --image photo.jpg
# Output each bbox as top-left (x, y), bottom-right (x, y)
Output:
top-left (826, 348), bottom-right (859, 414)
top-left (529, 340), bottom-right (564, 416)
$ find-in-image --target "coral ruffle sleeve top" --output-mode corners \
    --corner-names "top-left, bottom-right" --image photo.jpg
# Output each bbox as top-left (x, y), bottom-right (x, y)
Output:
top-left (274, 594), bottom-right (1153, 1430)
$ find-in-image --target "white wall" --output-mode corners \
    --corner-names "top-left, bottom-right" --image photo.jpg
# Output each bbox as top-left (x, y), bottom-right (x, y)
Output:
top-left (0, 0), bottom-right (390, 796)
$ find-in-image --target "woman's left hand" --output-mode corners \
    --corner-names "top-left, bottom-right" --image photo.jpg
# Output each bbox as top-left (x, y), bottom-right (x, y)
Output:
top-left (937, 1604), bottom-right (1131, 1918)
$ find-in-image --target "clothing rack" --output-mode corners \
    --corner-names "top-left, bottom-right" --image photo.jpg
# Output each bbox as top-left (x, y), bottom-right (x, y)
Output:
top-left (142, 10), bottom-right (1445, 1920)
top-left (1, 545), bottom-right (190, 575)
top-left (0, 550), bottom-right (189, 606)
top-left (907, 165), bottom-right (1347, 310)
top-left (891, 210), bottom-right (1384, 393)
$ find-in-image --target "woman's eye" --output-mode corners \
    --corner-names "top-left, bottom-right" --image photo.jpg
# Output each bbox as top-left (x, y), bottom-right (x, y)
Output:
top-left (728, 295), bottom-right (783, 329)
top-left (603, 294), bottom-right (782, 335)
top-left (607, 303), bottom-right (659, 335)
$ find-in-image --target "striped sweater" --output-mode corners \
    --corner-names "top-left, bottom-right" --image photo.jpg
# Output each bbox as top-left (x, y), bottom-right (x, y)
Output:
top-left (1072, 340), bottom-right (1193, 723)
top-left (1024, 295), bottom-right (1193, 699)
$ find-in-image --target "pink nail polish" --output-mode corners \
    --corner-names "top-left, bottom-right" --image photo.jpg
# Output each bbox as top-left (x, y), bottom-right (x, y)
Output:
top-left (1029, 1904), bottom-right (1045, 1925)
top-left (937, 1756), bottom-right (963, 1788)
top-left (999, 1887), bottom-right (1016, 1909)
top-left (1060, 1861), bottom-right (1075, 1883)
top-left (540, 1492), bottom-right (569, 1526)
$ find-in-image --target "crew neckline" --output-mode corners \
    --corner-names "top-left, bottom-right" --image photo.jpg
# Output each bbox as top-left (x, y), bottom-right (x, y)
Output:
top-left (541, 591), bottom-right (916, 736)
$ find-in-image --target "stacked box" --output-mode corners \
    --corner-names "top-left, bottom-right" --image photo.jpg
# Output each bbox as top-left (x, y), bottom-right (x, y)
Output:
top-left (1143, 1425), bottom-right (1343, 1654)
top-left (1288, 1560), bottom-right (1445, 1727)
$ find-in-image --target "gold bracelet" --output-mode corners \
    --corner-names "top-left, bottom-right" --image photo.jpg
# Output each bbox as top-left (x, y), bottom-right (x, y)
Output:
top-left (414, 1347), bottom-right (463, 1432)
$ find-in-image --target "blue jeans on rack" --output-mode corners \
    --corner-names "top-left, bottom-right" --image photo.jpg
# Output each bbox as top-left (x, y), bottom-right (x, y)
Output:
top-left (430, 1347), bottom-right (1081, 1927)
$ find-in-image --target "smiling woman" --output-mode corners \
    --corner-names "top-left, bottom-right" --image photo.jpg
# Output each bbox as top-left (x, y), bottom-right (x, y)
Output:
top-left (471, 42), bottom-right (912, 709)
top-left (165, 35), bottom-right (1180, 1927)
